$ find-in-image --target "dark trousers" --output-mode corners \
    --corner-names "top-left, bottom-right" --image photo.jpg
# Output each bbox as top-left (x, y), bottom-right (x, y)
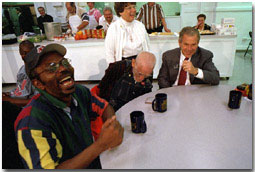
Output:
top-left (146, 25), bottom-right (163, 34)
top-left (2, 101), bottom-right (24, 169)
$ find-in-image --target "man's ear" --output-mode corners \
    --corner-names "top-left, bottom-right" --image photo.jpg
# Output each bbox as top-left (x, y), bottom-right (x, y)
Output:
top-left (131, 59), bottom-right (136, 68)
top-left (32, 78), bottom-right (45, 90)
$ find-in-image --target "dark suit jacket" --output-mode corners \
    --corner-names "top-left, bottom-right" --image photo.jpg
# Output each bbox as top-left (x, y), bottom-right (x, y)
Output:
top-left (157, 47), bottom-right (220, 88)
top-left (19, 13), bottom-right (33, 33)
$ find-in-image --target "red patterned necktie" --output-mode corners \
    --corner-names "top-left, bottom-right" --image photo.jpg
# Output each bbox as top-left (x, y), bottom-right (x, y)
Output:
top-left (178, 57), bottom-right (189, 85)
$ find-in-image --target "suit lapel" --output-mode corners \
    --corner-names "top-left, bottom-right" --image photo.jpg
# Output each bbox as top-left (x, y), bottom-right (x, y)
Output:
top-left (171, 49), bottom-right (181, 81)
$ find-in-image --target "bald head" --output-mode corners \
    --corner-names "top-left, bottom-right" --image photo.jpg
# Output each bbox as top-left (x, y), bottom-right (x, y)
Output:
top-left (132, 51), bottom-right (156, 82)
top-left (19, 40), bottom-right (34, 61)
top-left (136, 51), bottom-right (156, 69)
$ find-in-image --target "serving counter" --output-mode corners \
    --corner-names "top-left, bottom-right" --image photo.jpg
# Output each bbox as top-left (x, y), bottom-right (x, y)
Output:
top-left (2, 35), bottom-right (236, 83)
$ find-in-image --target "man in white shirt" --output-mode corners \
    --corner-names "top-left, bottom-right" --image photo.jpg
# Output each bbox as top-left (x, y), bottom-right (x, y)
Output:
top-left (99, 6), bottom-right (118, 34)
top-left (157, 26), bottom-right (220, 88)
top-left (66, 2), bottom-right (89, 34)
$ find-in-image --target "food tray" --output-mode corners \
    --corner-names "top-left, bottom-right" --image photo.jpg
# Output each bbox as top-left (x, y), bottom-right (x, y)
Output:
top-left (200, 32), bottom-right (216, 35)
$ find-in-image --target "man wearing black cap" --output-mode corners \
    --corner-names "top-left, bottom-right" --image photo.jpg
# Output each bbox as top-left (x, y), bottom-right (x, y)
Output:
top-left (14, 43), bottom-right (124, 169)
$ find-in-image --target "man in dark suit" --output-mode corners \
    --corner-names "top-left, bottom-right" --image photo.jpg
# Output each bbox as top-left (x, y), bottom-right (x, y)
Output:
top-left (158, 26), bottom-right (220, 88)
top-left (37, 7), bottom-right (53, 33)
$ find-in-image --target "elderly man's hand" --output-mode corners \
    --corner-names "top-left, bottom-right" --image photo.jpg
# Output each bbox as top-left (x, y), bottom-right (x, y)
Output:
top-left (182, 60), bottom-right (198, 75)
top-left (96, 116), bottom-right (124, 151)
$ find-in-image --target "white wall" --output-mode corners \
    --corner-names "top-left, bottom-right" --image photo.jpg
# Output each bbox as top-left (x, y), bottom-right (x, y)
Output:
top-left (214, 2), bottom-right (252, 50)
top-left (165, 16), bottom-right (181, 32)
top-left (180, 2), bottom-right (252, 50)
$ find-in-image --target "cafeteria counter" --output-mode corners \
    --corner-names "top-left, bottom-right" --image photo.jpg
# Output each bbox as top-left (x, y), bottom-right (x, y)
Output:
top-left (2, 34), bottom-right (236, 83)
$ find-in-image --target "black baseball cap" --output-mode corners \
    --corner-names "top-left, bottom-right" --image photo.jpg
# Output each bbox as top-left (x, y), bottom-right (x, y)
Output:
top-left (25, 43), bottom-right (66, 79)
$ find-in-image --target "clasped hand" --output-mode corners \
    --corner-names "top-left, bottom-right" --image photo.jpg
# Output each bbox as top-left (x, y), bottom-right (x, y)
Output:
top-left (182, 61), bottom-right (198, 75)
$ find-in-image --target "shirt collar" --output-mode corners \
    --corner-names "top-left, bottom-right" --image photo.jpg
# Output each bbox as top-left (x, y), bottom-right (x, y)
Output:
top-left (147, 3), bottom-right (156, 8)
top-left (89, 8), bottom-right (95, 12)
top-left (36, 87), bottom-right (76, 109)
top-left (63, 97), bottom-right (78, 115)
top-left (180, 50), bottom-right (191, 61)
top-left (120, 17), bottom-right (134, 27)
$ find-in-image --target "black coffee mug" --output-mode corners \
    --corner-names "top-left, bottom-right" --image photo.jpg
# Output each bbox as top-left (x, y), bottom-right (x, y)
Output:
top-left (228, 90), bottom-right (242, 109)
top-left (130, 111), bottom-right (147, 133)
top-left (152, 93), bottom-right (167, 112)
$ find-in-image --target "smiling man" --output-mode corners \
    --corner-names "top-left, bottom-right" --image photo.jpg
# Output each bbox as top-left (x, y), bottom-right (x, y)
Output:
top-left (157, 26), bottom-right (220, 88)
top-left (98, 6), bottom-right (118, 33)
top-left (37, 7), bottom-right (53, 33)
top-left (14, 43), bottom-right (124, 169)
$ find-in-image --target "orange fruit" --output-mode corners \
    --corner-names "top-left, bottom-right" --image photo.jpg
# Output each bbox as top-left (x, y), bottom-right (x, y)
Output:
top-left (77, 31), bottom-right (83, 36)
top-left (74, 34), bottom-right (80, 40)
top-left (81, 34), bottom-right (87, 40)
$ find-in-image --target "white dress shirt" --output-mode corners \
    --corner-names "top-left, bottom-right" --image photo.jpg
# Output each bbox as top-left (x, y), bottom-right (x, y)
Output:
top-left (121, 18), bottom-right (143, 58)
top-left (173, 51), bottom-right (204, 86)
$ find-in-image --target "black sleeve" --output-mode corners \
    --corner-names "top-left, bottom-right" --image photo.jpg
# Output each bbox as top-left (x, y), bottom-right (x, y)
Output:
top-left (49, 15), bottom-right (53, 22)
top-left (81, 13), bottom-right (89, 21)
top-left (98, 61), bottom-right (126, 101)
top-left (37, 17), bottom-right (43, 30)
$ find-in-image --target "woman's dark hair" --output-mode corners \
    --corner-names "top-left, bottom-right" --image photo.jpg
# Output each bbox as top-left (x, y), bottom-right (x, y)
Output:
top-left (114, 2), bottom-right (136, 17)
top-left (197, 14), bottom-right (206, 20)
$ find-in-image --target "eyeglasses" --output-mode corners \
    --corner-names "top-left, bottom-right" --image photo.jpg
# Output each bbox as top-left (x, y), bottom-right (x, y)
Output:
top-left (125, 5), bottom-right (136, 11)
top-left (134, 67), bottom-right (152, 79)
top-left (36, 58), bottom-right (72, 76)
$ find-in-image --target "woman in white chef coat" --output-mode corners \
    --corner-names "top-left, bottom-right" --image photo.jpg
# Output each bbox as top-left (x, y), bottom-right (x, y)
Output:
top-left (65, 2), bottom-right (90, 34)
top-left (105, 2), bottom-right (149, 64)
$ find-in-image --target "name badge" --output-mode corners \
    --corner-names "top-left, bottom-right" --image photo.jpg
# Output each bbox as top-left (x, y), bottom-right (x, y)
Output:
top-left (174, 64), bottom-right (179, 70)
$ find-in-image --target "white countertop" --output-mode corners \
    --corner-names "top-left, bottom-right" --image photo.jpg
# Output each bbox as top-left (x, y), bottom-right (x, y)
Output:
top-left (2, 34), bottom-right (237, 83)
top-left (2, 34), bottom-right (237, 50)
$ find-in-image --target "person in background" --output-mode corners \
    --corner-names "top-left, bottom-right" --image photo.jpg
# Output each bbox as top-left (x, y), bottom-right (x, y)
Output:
top-left (3, 9), bottom-right (15, 34)
top-left (2, 40), bottom-right (38, 107)
top-left (66, 2), bottom-right (89, 34)
top-left (158, 26), bottom-right (219, 88)
top-left (87, 2), bottom-right (102, 29)
top-left (105, 2), bottom-right (149, 63)
top-left (37, 6), bottom-right (53, 33)
top-left (15, 43), bottom-right (124, 169)
top-left (194, 14), bottom-right (211, 31)
top-left (16, 7), bottom-right (34, 34)
top-left (98, 6), bottom-right (118, 34)
top-left (98, 51), bottom-right (156, 111)
top-left (136, 2), bottom-right (171, 34)
top-left (2, 41), bottom-right (37, 169)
